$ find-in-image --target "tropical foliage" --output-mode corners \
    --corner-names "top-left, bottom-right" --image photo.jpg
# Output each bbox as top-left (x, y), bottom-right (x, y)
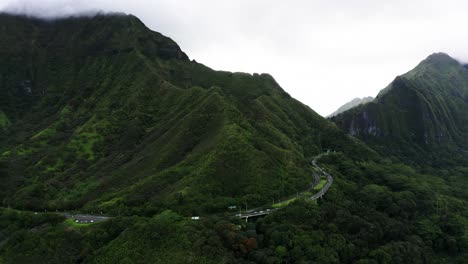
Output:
top-left (0, 14), bottom-right (466, 263)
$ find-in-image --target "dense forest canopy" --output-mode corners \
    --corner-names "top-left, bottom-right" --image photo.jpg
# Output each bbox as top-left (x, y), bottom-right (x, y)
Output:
top-left (0, 14), bottom-right (466, 264)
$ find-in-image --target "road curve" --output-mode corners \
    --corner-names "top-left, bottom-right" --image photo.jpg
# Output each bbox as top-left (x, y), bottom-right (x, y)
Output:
top-left (237, 151), bottom-right (334, 219)
top-left (310, 153), bottom-right (334, 200)
top-left (3, 153), bottom-right (334, 222)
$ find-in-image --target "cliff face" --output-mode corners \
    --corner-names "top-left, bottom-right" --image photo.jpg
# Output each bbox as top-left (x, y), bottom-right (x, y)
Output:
top-left (331, 53), bottom-right (468, 164)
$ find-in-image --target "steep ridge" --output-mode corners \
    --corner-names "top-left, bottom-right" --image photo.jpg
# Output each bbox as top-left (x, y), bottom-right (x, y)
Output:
top-left (0, 13), bottom-right (369, 215)
top-left (331, 53), bottom-right (468, 166)
top-left (0, 14), bottom-right (467, 264)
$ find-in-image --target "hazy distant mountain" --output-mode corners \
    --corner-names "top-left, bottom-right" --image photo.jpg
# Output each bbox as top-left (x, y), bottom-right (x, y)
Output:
top-left (327, 96), bottom-right (373, 117)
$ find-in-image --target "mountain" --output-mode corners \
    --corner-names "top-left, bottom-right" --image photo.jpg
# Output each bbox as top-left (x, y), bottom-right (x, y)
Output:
top-left (327, 96), bottom-right (374, 117)
top-left (331, 53), bottom-right (468, 165)
top-left (0, 13), bottom-right (368, 214)
top-left (0, 14), bottom-right (467, 264)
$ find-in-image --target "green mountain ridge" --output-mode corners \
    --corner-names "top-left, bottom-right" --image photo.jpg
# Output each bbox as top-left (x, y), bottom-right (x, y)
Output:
top-left (331, 52), bottom-right (468, 166)
top-left (0, 14), bottom-right (466, 264)
top-left (0, 13), bottom-right (368, 214)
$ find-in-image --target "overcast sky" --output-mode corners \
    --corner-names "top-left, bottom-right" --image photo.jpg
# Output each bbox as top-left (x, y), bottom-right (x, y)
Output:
top-left (1, 0), bottom-right (468, 116)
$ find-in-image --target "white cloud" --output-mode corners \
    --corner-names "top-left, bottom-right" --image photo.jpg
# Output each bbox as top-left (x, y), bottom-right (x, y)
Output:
top-left (1, 0), bottom-right (468, 116)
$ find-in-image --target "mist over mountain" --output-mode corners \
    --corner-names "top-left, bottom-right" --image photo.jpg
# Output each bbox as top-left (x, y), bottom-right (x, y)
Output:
top-left (0, 13), bottom-right (466, 264)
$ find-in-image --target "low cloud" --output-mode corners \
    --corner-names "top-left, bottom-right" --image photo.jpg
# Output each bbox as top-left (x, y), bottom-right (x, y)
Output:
top-left (1, 0), bottom-right (89, 17)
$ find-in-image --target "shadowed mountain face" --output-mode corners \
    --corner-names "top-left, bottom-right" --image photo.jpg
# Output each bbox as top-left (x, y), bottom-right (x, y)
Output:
top-left (331, 53), bottom-right (468, 165)
top-left (0, 13), bottom-right (368, 214)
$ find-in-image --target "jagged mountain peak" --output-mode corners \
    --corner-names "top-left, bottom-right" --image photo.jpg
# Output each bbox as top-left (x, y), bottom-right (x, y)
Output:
top-left (423, 52), bottom-right (458, 64)
top-left (404, 52), bottom-right (463, 78)
top-left (331, 52), bottom-right (468, 165)
top-left (376, 52), bottom-right (467, 99)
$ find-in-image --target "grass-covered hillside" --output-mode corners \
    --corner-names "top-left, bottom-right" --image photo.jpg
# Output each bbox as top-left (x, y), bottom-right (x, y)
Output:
top-left (331, 53), bottom-right (468, 166)
top-left (0, 13), bottom-right (369, 215)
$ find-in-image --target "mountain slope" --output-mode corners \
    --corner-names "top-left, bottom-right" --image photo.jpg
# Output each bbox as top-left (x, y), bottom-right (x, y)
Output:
top-left (0, 14), bottom-right (467, 264)
top-left (328, 96), bottom-right (374, 117)
top-left (0, 13), bottom-right (369, 215)
top-left (331, 53), bottom-right (468, 165)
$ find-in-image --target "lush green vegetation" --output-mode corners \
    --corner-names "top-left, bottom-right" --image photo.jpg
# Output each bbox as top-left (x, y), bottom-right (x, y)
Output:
top-left (314, 178), bottom-right (327, 191)
top-left (0, 14), bottom-right (466, 263)
top-left (63, 218), bottom-right (94, 228)
top-left (272, 197), bottom-right (297, 208)
top-left (2, 153), bottom-right (467, 263)
top-left (332, 53), bottom-right (468, 167)
top-left (0, 13), bottom-right (366, 216)
top-left (0, 111), bottom-right (10, 130)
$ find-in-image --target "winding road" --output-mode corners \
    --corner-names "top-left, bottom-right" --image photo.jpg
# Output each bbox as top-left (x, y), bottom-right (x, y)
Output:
top-left (2, 152), bottom-right (334, 223)
top-left (64, 213), bottom-right (110, 224)
top-left (237, 151), bottom-right (334, 220)
top-left (310, 153), bottom-right (334, 200)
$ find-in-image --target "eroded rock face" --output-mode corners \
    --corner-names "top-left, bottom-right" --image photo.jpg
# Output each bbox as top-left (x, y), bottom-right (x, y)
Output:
top-left (331, 53), bottom-right (468, 162)
top-left (345, 110), bottom-right (378, 137)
